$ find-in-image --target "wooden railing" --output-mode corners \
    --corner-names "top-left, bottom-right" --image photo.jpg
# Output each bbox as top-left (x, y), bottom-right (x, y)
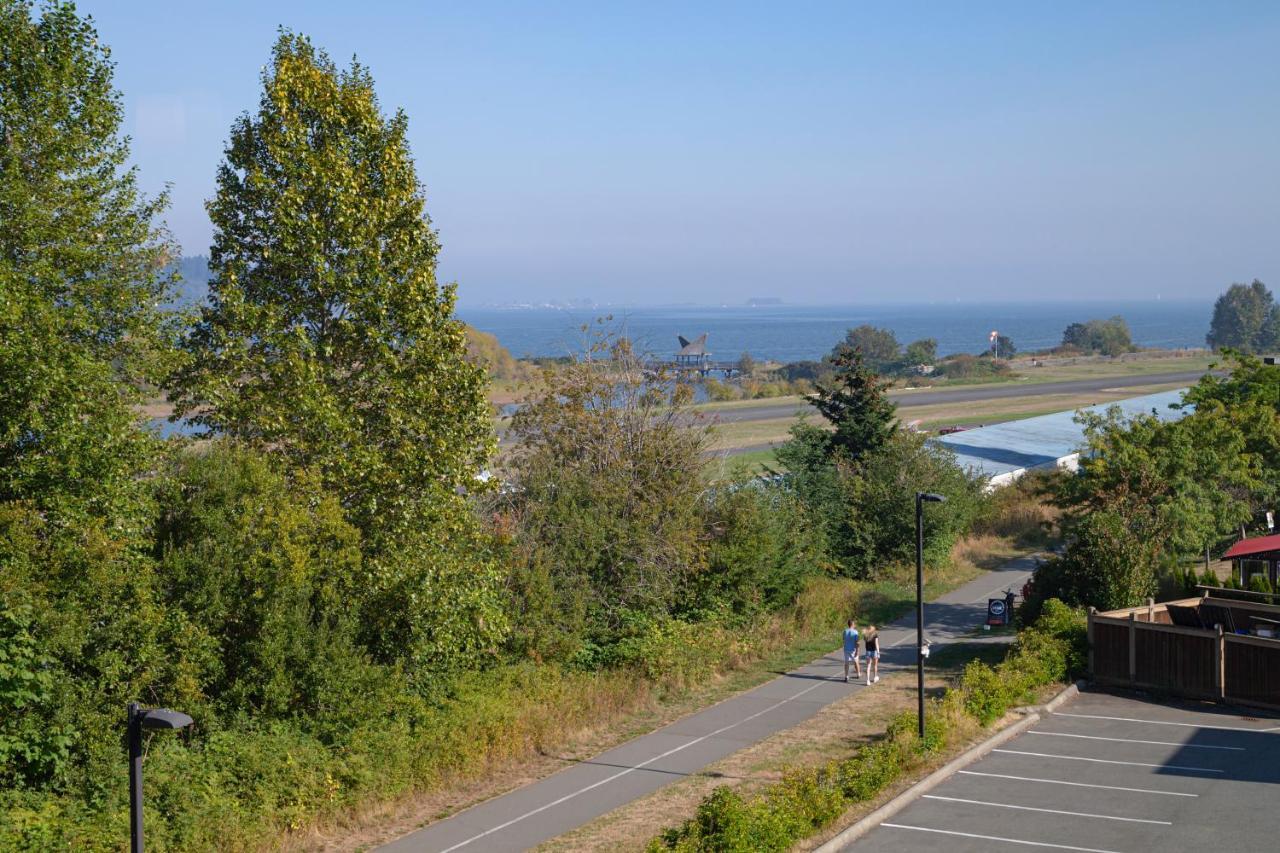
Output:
top-left (1089, 596), bottom-right (1280, 712)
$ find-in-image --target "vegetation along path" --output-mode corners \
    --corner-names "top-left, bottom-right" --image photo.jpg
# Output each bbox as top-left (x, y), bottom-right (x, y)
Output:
top-left (378, 556), bottom-right (1040, 852)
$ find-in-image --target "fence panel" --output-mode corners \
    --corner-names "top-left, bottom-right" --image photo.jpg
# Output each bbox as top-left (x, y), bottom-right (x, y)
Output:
top-left (1224, 636), bottom-right (1280, 712)
top-left (1133, 626), bottom-right (1217, 698)
top-left (1092, 620), bottom-right (1130, 683)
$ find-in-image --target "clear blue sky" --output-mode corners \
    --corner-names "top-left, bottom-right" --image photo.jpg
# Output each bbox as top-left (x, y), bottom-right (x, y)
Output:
top-left (88, 1), bottom-right (1280, 305)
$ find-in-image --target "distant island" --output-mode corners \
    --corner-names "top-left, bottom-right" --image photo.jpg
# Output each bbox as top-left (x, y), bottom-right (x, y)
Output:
top-left (746, 297), bottom-right (783, 306)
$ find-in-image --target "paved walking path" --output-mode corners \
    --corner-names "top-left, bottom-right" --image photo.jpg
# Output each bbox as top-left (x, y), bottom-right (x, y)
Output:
top-left (380, 555), bottom-right (1039, 852)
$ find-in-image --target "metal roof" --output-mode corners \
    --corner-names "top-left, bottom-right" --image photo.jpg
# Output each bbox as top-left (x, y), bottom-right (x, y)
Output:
top-left (1223, 534), bottom-right (1280, 560)
top-left (932, 388), bottom-right (1193, 481)
top-left (676, 333), bottom-right (710, 356)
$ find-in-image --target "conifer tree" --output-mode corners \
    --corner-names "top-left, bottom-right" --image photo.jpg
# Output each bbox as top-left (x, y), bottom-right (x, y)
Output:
top-left (812, 345), bottom-right (898, 463)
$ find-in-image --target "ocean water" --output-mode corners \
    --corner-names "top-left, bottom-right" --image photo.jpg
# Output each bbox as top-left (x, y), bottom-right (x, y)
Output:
top-left (457, 300), bottom-right (1212, 363)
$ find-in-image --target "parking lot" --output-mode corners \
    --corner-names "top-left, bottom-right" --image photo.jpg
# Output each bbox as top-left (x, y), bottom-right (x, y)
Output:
top-left (847, 688), bottom-right (1280, 853)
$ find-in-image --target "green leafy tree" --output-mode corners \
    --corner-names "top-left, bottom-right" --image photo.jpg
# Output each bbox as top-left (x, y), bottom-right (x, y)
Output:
top-left (0, 0), bottom-right (177, 518)
top-left (170, 32), bottom-right (493, 537)
top-left (994, 334), bottom-right (1016, 359)
top-left (736, 351), bottom-right (756, 376)
top-left (168, 33), bottom-right (506, 682)
top-left (810, 346), bottom-right (898, 463)
top-left (499, 330), bottom-right (710, 653)
top-left (904, 338), bottom-right (937, 366)
top-left (0, 0), bottom-right (180, 796)
top-left (1207, 280), bottom-right (1279, 353)
top-left (836, 325), bottom-right (902, 373)
top-left (1061, 316), bottom-right (1134, 356)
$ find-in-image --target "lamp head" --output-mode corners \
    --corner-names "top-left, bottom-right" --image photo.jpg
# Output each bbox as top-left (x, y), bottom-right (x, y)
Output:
top-left (137, 708), bottom-right (194, 731)
top-left (918, 492), bottom-right (947, 503)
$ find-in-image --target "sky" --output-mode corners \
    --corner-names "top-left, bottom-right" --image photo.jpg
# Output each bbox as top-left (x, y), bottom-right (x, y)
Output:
top-left (86, 1), bottom-right (1280, 305)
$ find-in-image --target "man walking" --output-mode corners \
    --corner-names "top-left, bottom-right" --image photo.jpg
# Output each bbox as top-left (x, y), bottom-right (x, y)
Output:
top-left (842, 620), bottom-right (862, 683)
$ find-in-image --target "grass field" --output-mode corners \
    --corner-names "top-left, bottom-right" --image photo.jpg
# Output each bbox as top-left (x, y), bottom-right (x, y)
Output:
top-left (704, 378), bottom-right (1194, 456)
top-left (690, 349), bottom-right (1217, 416)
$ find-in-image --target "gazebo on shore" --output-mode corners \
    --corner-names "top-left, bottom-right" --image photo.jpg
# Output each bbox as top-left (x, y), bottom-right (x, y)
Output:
top-left (674, 334), bottom-right (711, 370)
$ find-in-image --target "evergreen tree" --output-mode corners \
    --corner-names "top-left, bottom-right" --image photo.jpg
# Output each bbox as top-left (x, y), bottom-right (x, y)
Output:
top-left (812, 345), bottom-right (898, 463)
top-left (170, 32), bottom-right (493, 537)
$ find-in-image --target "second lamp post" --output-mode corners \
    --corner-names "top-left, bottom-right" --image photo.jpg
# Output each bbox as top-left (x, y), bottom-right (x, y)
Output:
top-left (915, 491), bottom-right (946, 738)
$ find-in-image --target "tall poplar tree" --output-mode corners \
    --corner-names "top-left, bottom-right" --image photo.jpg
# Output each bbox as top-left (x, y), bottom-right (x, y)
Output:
top-left (0, 0), bottom-right (176, 517)
top-left (171, 33), bottom-right (492, 534)
top-left (169, 33), bottom-right (504, 676)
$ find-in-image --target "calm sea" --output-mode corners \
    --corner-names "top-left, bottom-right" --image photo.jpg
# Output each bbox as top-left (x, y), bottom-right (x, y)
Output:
top-left (457, 300), bottom-right (1212, 363)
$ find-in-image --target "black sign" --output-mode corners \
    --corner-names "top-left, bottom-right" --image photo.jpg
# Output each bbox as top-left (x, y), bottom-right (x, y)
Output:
top-left (987, 598), bottom-right (1009, 626)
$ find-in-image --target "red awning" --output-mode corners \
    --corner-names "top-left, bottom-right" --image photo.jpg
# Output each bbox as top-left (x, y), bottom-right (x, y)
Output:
top-left (1222, 534), bottom-right (1280, 559)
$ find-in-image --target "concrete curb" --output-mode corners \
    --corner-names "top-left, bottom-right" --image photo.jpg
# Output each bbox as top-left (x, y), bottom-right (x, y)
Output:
top-left (814, 680), bottom-right (1082, 852)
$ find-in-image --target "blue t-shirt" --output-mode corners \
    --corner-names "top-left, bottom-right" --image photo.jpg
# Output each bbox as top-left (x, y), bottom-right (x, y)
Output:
top-left (843, 628), bottom-right (859, 653)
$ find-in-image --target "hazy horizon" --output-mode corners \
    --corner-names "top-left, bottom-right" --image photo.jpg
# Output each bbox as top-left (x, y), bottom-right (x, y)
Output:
top-left (95, 2), bottom-right (1280, 305)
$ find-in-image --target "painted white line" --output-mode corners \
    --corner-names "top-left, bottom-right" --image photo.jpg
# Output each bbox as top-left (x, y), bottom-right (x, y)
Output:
top-left (993, 748), bottom-right (1223, 773)
top-left (881, 823), bottom-right (1127, 853)
top-left (1028, 730), bottom-right (1244, 751)
top-left (436, 679), bottom-right (828, 852)
top-left (922, 794), bottom-right (1172, 825)
top-left (958, 770), bottom-right (1198, 797)
top-left (1053, 711), bottom-right (1280, 733)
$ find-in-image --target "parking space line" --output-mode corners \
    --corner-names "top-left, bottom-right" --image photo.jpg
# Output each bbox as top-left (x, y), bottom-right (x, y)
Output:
top-left (1028, 731), bottom-right (1245, 751)
top-left (993, 749), bottom-right (1223, 773)
top-left (881, 824), bottom-right (1127, 853)
top-left (958, 770), bottom-right (1198, 796)
top-left (1053, 711), bottom-right (1280, 733)
top-left (922, 794), bottom-right (1172, 825)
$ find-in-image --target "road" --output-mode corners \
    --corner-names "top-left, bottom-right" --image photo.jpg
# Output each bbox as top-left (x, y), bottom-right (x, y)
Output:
top-left (845, 688), bottom-right (1280, 853)
top-left (703, 369), bottom-right (1211, 425)
top-left (379, 556), bottom-right (1038, 852)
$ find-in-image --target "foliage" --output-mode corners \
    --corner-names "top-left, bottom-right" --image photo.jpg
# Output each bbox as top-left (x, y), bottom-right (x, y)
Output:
top-left (1207, 280), bottom-right (1279, 353)
top-left (498, 329), bottom-right (711, 652)
top-left (465, 325), bottom-right (538, 383)
top-left (1027, 396), bottom-right (1274, 614)
top-left (1061, 316), bottom-right (1135, 356)
top-left (994, 334), bottom-right (1016, 359)
top-left (904, 338), bottom-right (937, 366)
top-left (168, 32), bottom-right (493, 541)
top-left (736, 351), bottom-right (756, 376)
top-left (935, 353), bottom-right (1012, 379)
top-left (835, 325), bottom-right (901, 373)
top-left (808, 346), bottom-right (898, 463)
top-left (0, 0), bottom-right (177, 522)
top-left (776, 360), bottom-right (829, 383)
top-left (651, 602), bottom-right (1085, 852)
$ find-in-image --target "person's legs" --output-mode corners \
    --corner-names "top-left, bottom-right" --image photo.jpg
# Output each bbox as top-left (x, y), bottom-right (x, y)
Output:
top-left (843, 654), bottom-right (850, 682)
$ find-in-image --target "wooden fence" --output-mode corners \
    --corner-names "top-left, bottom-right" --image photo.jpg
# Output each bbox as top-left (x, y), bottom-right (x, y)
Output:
top-left (1089, 595), bottom-right (1280, 712)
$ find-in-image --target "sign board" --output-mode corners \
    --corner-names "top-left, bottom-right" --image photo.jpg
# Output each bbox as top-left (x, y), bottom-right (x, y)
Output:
top-left (986, 598), bottom-right (1009, 626)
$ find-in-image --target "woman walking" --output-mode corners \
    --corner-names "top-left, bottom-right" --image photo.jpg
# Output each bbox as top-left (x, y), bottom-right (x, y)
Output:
top-left (863, 624), bottom-right (880, 685)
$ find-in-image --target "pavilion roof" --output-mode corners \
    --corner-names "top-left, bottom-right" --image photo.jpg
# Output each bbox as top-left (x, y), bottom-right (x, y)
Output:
top-left (1223, 533), bottom-right (1280, 559)
top-left (676, 333), bottom-right (710, 356)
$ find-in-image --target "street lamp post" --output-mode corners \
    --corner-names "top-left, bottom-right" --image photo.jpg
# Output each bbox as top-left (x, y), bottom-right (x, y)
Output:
top-left (916, 492), bottom-right (946, 739)
top-left (128, 703), bottom-right (194, 853)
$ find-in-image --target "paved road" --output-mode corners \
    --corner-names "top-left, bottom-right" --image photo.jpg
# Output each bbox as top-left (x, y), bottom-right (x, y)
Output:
top-left (845, 688), bottom-right (1280, 853)
top-left (704, 369), bottom-right (1210, 425)
top-left (380, 556), bottom-right (1038, 852)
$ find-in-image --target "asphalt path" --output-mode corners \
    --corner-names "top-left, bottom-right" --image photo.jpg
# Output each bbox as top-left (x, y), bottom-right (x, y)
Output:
top-left (379, 556), bottom-right (1038, 853)
top-left (845, 688), bottom-right (1280, 853)
top-left (704, 369), bottom-right (1211, 425)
